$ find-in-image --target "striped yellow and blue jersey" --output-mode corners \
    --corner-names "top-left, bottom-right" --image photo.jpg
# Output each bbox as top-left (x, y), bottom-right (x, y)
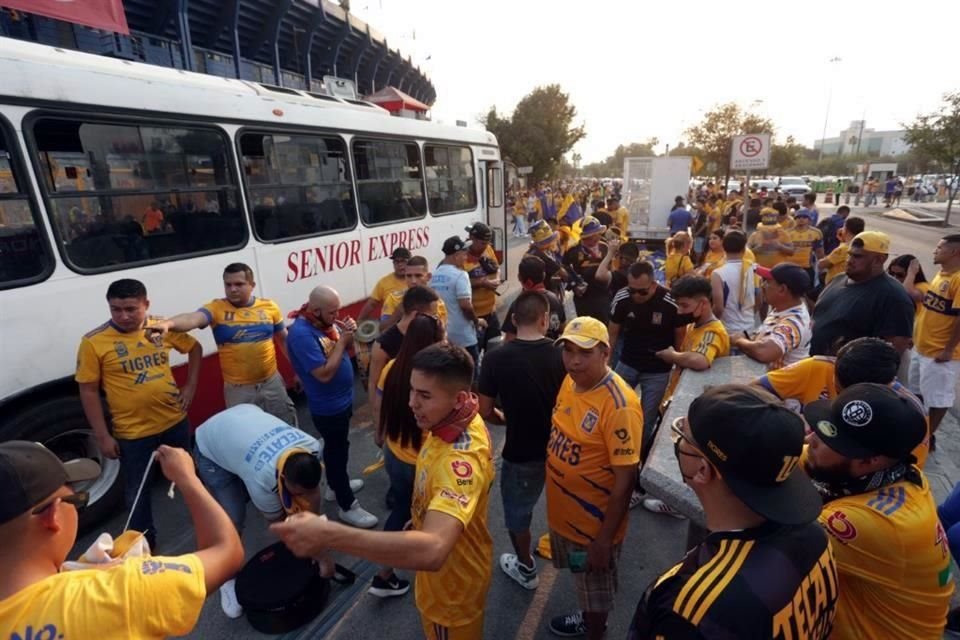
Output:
top-left (75, 320), bottom-right (196, 439)
top-left (547, 371), bottom-right (643, 545)
top-left (628, 521), bottom-right (838, 639)
top-left (914, 269), bottom-right (960, 359)
top-left (200, 297), bottom-right (284, 385)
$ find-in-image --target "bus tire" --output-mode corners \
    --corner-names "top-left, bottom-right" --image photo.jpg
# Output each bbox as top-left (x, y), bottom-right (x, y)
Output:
top-left (0, 395), bottom-right (124, 530)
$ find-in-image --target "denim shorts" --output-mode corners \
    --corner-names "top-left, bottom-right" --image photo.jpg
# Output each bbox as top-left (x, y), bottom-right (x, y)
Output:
top-left (500, 459), bottom-right (546, 533)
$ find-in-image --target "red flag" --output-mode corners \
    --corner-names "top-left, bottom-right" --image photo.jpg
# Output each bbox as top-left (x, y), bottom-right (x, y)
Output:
top-left (2, 0), bottom-right (129, 35)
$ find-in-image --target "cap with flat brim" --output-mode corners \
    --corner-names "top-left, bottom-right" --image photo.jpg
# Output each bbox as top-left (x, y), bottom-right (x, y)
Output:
top-left (803, 399), bottom-right (881, 459)
top-left (555, 335), bottom-right (604, 349)
top-left (721, 465), bottom-right (823, 526)
top-left (64, 458), bottom-right (102, 484)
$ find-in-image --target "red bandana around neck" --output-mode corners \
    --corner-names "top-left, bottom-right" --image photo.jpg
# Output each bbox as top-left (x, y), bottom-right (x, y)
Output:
top-left (430, 393), bottom-right (480, 443)
top-left (296, 304), bottom-right (339, 340)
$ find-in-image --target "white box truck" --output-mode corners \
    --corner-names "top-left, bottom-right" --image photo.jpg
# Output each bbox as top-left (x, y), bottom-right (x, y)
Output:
top-left (622, 156), bottom-right (691, 246)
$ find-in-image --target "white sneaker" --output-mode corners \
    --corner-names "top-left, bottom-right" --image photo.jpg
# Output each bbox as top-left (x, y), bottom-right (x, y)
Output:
top-left (325, 478), bottom-right (364, 502)
top-left (338, 500), bottom-right (378, 528)
top-left (500, 553), bottom-right (539, 590)
top-left (219, 578), bottom-right (243, 619)
top-left (642, 498), bottom-right (686, 519)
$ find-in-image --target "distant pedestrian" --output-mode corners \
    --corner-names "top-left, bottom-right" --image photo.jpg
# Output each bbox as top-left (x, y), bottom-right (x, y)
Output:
top-left (463, 223), bottom-right (502, 355)
top-left (667, 196), bottom-right (693, 235)
top-left (710, 230), bottom-right (759, 337)
top-left (733, 264), bottom-right (812, 370)
top-left (563, 216), bottom-right (613, 324)
top-left (501, 256), bottom-right (566, 341)
top-left (432, 236), bottom-right (482, 362)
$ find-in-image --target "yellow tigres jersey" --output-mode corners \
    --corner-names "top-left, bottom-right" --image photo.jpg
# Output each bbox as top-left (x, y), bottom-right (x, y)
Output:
top-left (914, 269), bottom-right (960, 359)
top-left (748, 225), bottom-right (792, 268)
top-left (200, 297), bottom-right (283, 385)
top-left (820, 472), bottom-right (953, 640)
top-left (76, 320), bottom-right (196, 439)
top-left (706, 206), bottom-right (723, 232)
top-left (462, 245), bottom-right (500, 317)
top-left (665, 254), bottom-right (694, 286)
top-left (612, 206), bottom-right (630, 233)
top-left (756, 355), bottom-right (837, 406)
top-left (370, 271), bottom-right (407, 304)
top-left (547, 372), bottom-right (643, 545)
top-left (786, 227), bottom-right (823, 268)
top-left (822, 243), bottom-right (849, 285)
top-left (379, 290), bottom-right (448, 326)
top-left (700, 249), bottom-right (725, 278)
top-left (412, 414), bottom-right (494, 628)
top-left (664, 319), bottom-right (730, 404)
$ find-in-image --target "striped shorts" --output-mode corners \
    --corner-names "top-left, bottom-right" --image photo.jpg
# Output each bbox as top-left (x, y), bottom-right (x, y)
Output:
top-left (550, 530), bottom-right (622, 612)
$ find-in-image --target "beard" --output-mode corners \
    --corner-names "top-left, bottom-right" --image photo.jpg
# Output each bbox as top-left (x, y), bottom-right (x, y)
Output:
top-left (804, 458), bottom-right (853, 485)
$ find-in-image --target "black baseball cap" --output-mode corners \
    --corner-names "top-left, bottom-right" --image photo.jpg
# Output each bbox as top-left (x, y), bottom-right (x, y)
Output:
top-left (756, 263), bottom-right (811, 296)
top-left (0, 441), bottom-right (100, 525)
top-left (803, 383), bottom-right (927, 461)
top-left (390, 247), bottom-right (412, 261)
top-left (441, 235), bottom-right (471, 255)
top-left (465, 222), bottom-right (492, 242)
top-left (688, 384), bottom-right (822, 525)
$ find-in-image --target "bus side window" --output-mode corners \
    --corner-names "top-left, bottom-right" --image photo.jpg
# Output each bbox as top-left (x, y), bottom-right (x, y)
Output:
top-left (352, 139), bottom-right (426, 226)
top-left (239, 131), bottom-right (357, 242)
top-left (0, 126), bottom-right (52, 288)
top-left (424, 144), bottom-right (477, 215)
top-left (30, 118), bottom-right (245, 272)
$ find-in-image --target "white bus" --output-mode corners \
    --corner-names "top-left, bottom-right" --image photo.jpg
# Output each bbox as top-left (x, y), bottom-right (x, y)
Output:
top-left (0, 39), bottom-right (505, 525)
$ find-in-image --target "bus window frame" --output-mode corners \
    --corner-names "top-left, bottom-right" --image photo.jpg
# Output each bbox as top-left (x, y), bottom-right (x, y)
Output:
top-left (22, 110), bottom-right (249, 276)
top-left (0, 112), bottom-right (56, 291)
top-left (423, 143), bottom-right (478, 217)
top-left (350, 136), bottom-right (428, 228)
top-left (235, 126), bottom-right (359, 245)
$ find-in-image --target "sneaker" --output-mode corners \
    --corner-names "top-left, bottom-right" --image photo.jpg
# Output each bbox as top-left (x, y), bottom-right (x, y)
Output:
top-left (325, 478), bottom-right (364, 502)
top-left (338, 500), bottom-right (378, 528)
top-left (642, 498), bottom-right (685, 519)
top-left (219, 578), bottom-right (243, 619)
top-left (368, 573), bottom-right (411, 598)
top-left (499, 553), bottom-right (539, 590)
top-left (629, 488), bottom-right (645, 510)
top-left (549, 611), bottom-right (586, 637)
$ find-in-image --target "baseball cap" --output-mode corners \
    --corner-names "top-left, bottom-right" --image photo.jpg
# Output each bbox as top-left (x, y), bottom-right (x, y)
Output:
top-left (465, 222), bottom-right (492, 242)
top-left (390, 247), bottom-right (412, 261)
top-left (555, 316), bottom-right (610, 349)
top-left (0, 441), bottom-right (100, 525)
top-left (687, 385), bottom-right (822, 525)
top-left (851, 231), bottom-right (890, 254)
top-left (441, 235), bottom-right (471, 256)
top-left (579, 216), bottom-right (607, 238)
top-left (803, 383), bottom-right (926, 461)
top-left (756, 263), bottom-right (811, 296)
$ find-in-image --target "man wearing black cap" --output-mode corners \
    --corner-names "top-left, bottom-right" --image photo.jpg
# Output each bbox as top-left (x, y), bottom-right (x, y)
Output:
top-left (628, 385), bottom-right (838, 639)
top-left (463, 222), bottom-right (502, 355)
top-left (733, 264), bottom-right (812, 370)
top-left (433, 236), bottom-right (482, 362)
top-left (358, 247), bottom-right (411, 323)
top-left (803, 383), bottom-right (952, 640)
top-left (0, 443), bottom-right (243, 637)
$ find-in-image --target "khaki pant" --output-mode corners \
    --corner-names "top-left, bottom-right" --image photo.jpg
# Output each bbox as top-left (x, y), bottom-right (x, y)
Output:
top-left (223, 371), bottom-right (298, 426)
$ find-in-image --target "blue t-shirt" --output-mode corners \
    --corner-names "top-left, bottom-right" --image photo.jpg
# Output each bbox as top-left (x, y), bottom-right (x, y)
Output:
top-left (287, 317), bottom-right (354, 416)
top-left (667, 207), bottom-right (693, 235)
top-left (431, 263), bottom-right (476, 348)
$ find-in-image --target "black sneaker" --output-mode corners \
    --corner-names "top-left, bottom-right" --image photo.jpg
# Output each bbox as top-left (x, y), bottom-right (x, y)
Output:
top-left (549, 611), bottom-right (586, 637)
top-left (946, 607), bottom-right (960, 636)
top-left (368, 573), bottom-right (410, 598)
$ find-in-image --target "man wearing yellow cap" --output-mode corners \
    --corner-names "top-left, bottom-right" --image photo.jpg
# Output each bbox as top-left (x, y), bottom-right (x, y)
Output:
top-left (563, 217), bottom-right (613, 324)
top-left (748, 208), bottom-right (795, 268)
top-left (545, 317), bottom-right (643, 638)
top-left (810, 230), bottom-right (914, 357)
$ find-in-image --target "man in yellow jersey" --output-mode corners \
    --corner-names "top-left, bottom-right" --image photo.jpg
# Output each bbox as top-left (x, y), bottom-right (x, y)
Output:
top-left (150, 262), bottom-right (296, 425)
top-left (463, 222), bottom-right (501, 354)
top-left (272, 343), bottom-right (493, 639)
top-left (607, 196), bottom-right (630, 235)
top-left (546, 317), bottom-right (643, 639)
top-left (786, 209), bottom-right (824, 290)
top-left (909, 234), bottom-right (960, 434)
top-left (77, 278), bottom-right (202, 548)
top-left (0, 441), bottom-right (243, 638)
top-left (816, 215), bottom-right (864, 286)
top-left (748, 208), bottom-right (794, 268)
top-left (627, 385), bottom-right (837, 639)
top-left (357, 247), bottom-right (411, 322)
top-left (379, 255), bottom-right (448, 330)
top-left (803, 384), bottom-right (952, 639)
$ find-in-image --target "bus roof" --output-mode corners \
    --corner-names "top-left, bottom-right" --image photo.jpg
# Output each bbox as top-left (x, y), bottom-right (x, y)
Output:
top-left (0, 38), bottom-right (498, 150)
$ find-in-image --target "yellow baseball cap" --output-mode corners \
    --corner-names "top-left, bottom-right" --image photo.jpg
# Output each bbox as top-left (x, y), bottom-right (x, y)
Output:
top-left (852, 230), bottom-right (890, 254)
top-left (555, 316), bottom-right (610, 349)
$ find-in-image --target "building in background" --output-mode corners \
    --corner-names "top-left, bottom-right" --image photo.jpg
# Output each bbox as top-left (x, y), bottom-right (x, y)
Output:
top-left (814, 120), bottom-right (909, 157)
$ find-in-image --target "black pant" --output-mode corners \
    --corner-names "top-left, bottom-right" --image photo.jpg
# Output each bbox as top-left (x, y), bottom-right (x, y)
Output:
top-left (312, 408), bottom-right (354, 510)
top-left (478, 312), bottom-right (501, 353)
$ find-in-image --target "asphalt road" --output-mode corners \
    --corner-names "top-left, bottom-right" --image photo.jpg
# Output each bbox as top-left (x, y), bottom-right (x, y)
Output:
top-left (69, 215), bottom-right (953, 640)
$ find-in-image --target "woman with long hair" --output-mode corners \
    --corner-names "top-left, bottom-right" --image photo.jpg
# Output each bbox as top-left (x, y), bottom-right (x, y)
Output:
top-left (698, 229), bottom-right (726, 278)
top-left (369, 313), bottom-right (445, 597)
top-left (664, 231), bottom-right (694, 287)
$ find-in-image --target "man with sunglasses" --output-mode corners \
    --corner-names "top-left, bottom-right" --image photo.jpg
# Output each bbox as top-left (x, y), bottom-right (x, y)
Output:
top-left (628, 385), bottom-right (837, 639)
top-left (357, 247), bottom-right (411, 323)
top-left (0, 441), bottom-right (243, 638)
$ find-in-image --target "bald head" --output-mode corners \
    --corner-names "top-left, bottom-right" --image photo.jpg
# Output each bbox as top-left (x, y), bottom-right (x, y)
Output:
top-left (307, 286), bottom-right (341, 327)
top-left (309, 285), bottom-right (340, 307)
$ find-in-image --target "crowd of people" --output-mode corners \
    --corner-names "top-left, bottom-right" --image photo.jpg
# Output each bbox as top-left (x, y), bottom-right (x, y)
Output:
top-left (2, 177), bottom-right (960, 640)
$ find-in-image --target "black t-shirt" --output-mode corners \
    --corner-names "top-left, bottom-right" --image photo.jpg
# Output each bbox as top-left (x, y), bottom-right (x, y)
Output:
top-left (376, 325), bottom-right (404, 359)
top-left (564, 241), bottom-right (611, 322)
top-left (594, 210), bottom-right (614, 228)
top-left (610, 285), bottom-right (684, 373)
top-left (501, 289), bottom-right (566, 340)
top-left (627, 521), bottom-right (837, 639)
top-left (810, 273), bottom-right (914, 356)
top-left (478, 338), bottom-right (565, 463)
top-left (609, 268), bottom-right (629, 298)
top-left (527, 245), bottom-right (566, 296)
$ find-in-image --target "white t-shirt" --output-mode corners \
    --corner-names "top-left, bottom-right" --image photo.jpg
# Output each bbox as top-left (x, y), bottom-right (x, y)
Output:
top-left (714, 259), bottom-right (757, 335)
top-left (194, 404), bottom-right (321, 518)
top-left (755, 303), bottom-right (812, 370)
top-left (431, 263), bottom-right (476, 348)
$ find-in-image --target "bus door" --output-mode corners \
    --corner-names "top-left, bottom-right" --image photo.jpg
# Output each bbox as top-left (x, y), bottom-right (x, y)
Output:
top-left (481, 160), bottom-right (507, 280)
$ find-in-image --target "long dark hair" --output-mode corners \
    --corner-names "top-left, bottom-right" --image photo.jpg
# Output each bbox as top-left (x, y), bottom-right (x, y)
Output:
top-left (888, 254), bottom-right (927, 284)
top-left (379, 314), bottom-right (444, 451)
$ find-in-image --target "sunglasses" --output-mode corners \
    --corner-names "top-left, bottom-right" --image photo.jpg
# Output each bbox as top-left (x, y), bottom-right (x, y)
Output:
top-left (670, 417), bottom-right (716, 472)
top-left (31, 490), bottom-right (89, 515)
top-left (628, 286), bottom-right (650, 296)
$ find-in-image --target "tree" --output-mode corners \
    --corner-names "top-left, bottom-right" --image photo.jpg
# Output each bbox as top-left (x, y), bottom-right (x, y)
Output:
top-left (480, 85), bottom-right (586, 182)
top-left (769, 136), bottom-right (804, 175)
top-left (903, 92), bottom-right (960, 225)
top-left (580, 139), bottom-right (659, 178)
top-left (684, 102), bottom-right (775, 178)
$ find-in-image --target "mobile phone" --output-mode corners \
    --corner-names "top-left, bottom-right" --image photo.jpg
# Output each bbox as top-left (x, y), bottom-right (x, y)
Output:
top-left (569, 550), bottom-right (588, 573)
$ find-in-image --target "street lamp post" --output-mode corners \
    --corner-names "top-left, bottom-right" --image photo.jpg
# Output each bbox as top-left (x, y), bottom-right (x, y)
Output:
top-left (818, 57), bottom-right (842, 163)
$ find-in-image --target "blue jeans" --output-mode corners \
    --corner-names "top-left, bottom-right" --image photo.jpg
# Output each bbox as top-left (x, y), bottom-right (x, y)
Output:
top-left (383, 444), bottom-right (416, 532)
top-left (500, 459), bottom-right (546, 533)
top-left (938, 482), bottom-right (960, 562)
top-left (613, 363), bottom-right (670, 447)
top-left (194, 445), bottom-right (249, 533)
top-left (117, 417), bottom-right (190, 546)
top-left (312, 409), bottom-right (355, 510)
top-left (609, 334), bottom-right (625, 370)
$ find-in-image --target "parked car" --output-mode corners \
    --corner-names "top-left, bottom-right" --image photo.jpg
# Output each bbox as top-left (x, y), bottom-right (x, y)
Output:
top-left (778, 176), bottom-right (812, 198)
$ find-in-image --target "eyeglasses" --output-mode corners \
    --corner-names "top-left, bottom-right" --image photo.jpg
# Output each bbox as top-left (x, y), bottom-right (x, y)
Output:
top-left (31, 491), bottom-right (89, 515)
top-left (628, 286), bottom-right (650, 296)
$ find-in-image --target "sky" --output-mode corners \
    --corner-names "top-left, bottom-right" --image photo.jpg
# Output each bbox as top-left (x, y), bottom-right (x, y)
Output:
top-left (352, 0), bottom-right (960, 164)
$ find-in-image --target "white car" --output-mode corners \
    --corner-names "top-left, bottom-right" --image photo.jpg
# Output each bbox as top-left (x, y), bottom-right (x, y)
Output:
top-left (778, 176), bottom-right (812, 198)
